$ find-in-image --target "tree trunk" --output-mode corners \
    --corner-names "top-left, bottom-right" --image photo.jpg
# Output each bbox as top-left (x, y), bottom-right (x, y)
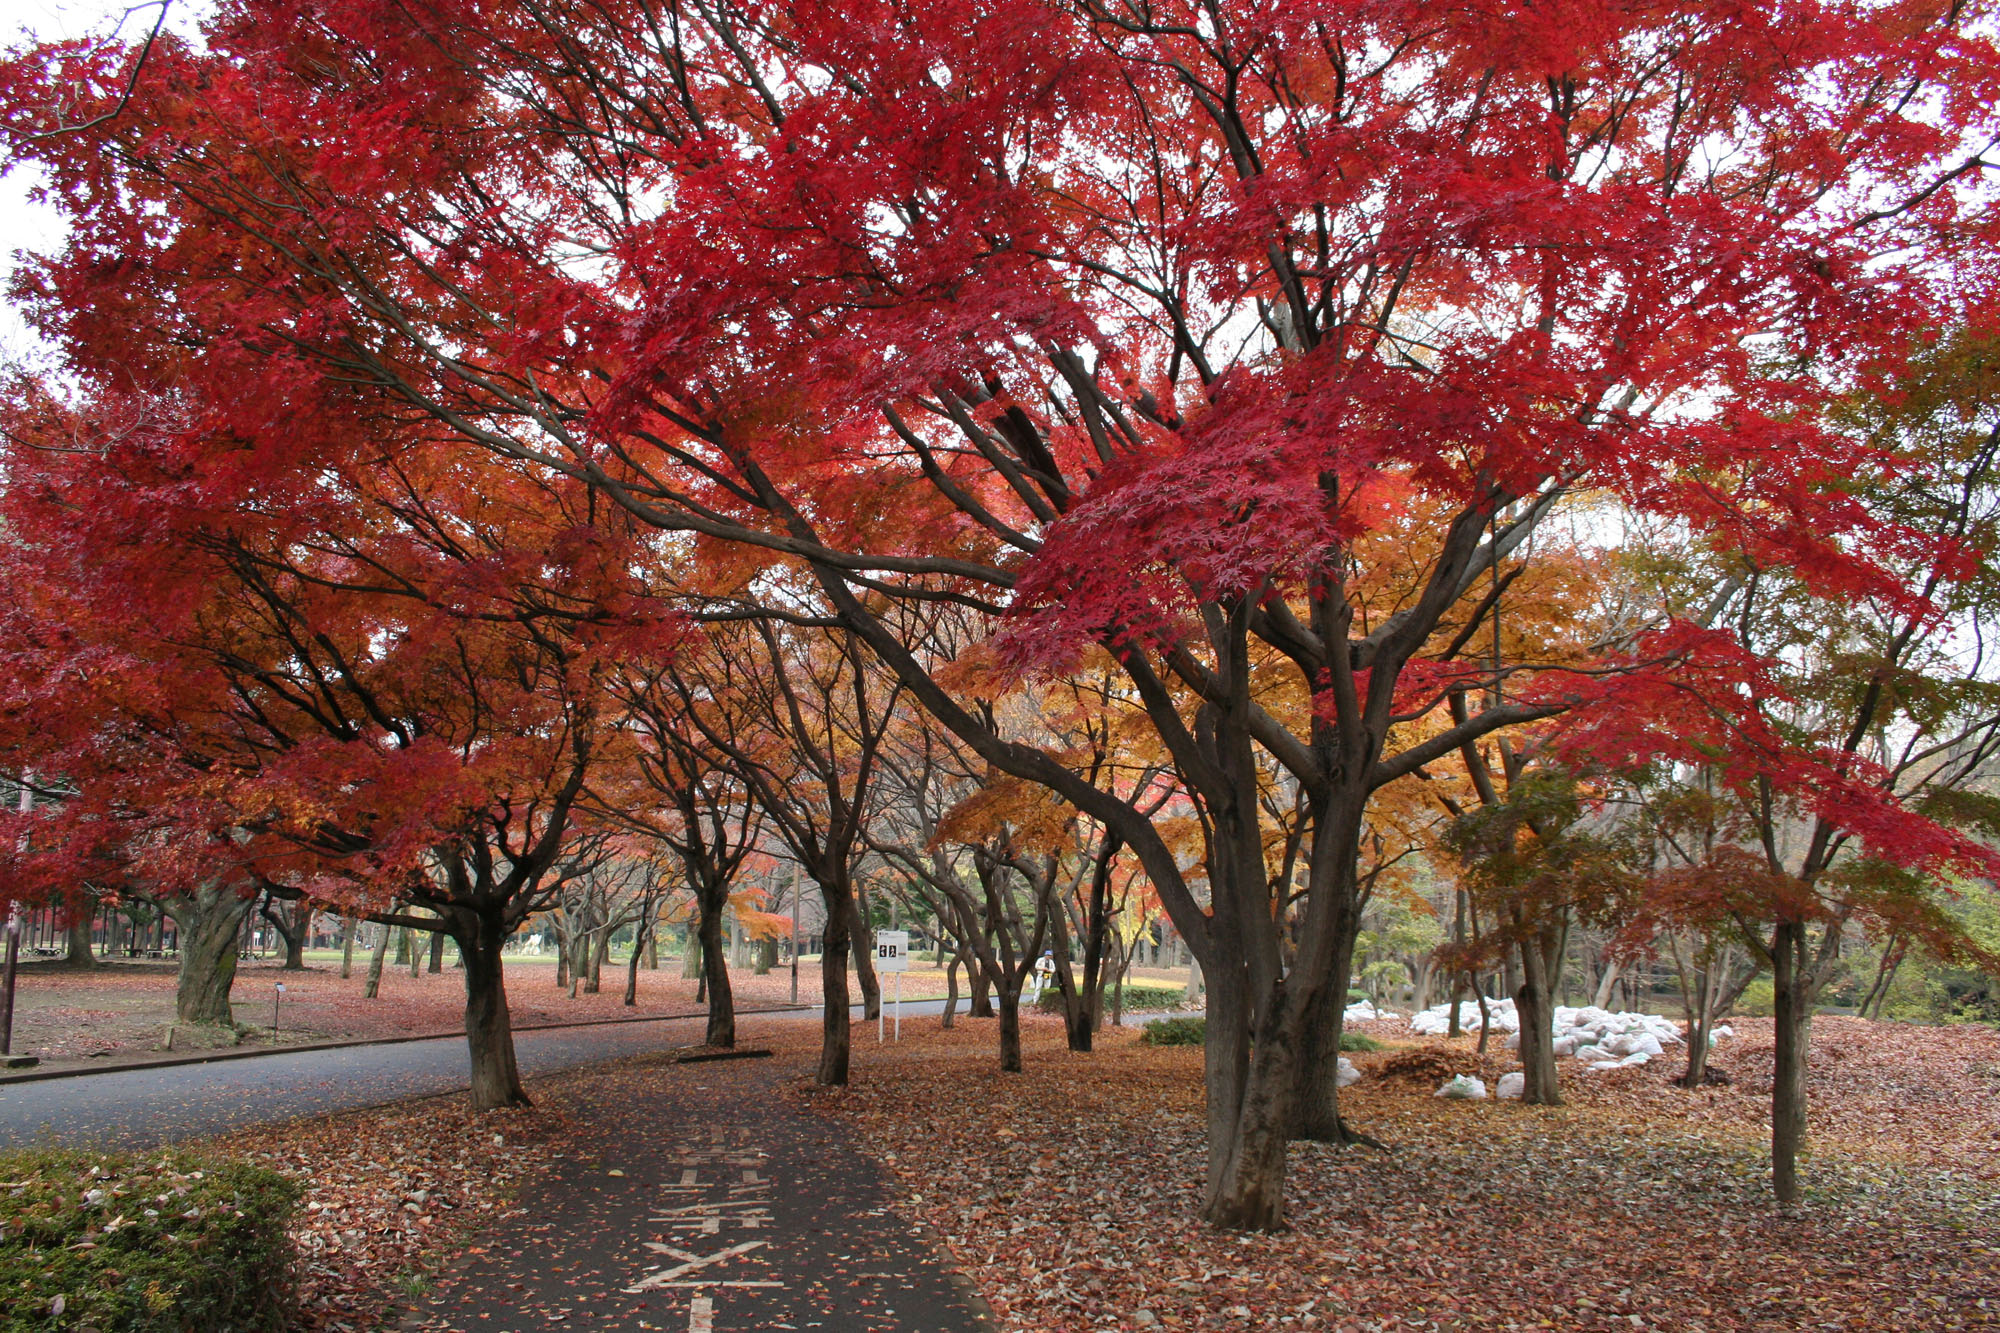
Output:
top-left (625, 906), bottom-right (651, 1007)
top-left (1292, 883), bottom-right (1366, 1142)
top-left (428, 929), bottom-right (446, 975)
top-left (818, 878), bottom-right (852, 1086)
top-left (968, 955), bottom-right (994, 1018)
top-left (755, 935), bottom-right (776, 975)
top-left (700, 887), bottom-right (736, 1048)
top-left (643, 925), bottom-right (658, 970)
top-left (169, 887), bottom-right (254, 1026)
top-left (681, 928), bottom-right (703, 978)
top-left (364, 914), bottom-right (393, 999)
top-left (454, 908), bottom-right (530, 1110)
top-left (1771, 921), bottom-right (1812, 1204)
top-left (1202, 967), bottom-right (1294, 1230)
top-left (407, 927), bottom-right (424, 978)
top-left (1593, 956), bottom-right (1622, 1010)
top-left (996, 982), bottom-right (1023, 1073)
top-left (849, 892), bottom-right (881, 1021)
top-left (1515, 929), bottom-right (1562, 1106)
top-left (340, 917), bottom-right (357, 979)
top-left (941, 951), bottom-right (960, 1030)
top-left (63, 905), bottom-right (96, 969)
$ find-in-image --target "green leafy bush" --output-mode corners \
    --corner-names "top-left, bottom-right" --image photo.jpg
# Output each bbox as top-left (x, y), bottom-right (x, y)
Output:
top-left (0, 1148), bottom-right (298, 1332)
top-left (1139, 1016), bottom-right (1207, 1046)
top-left (1340, 1030), bottom-right (1387, 1052)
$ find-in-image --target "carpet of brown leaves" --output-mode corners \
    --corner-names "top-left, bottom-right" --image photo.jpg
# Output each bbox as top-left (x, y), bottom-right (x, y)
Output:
top-left (220, 1093), bottom-right (571, 1330)
top-left (791, 1013), bottom-right (2000, 1332)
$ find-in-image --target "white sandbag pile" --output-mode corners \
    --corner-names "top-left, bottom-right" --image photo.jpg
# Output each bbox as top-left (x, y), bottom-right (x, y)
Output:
top-left (1434, 1074), bottom-right (1486, 1099)
top-left (1496, 1071), bottom-right (1525, 1099)
top-left (1407, 997), bottom-right (1522, 1035)
top-left (1406, 1000), bottom-right (1706, 1071)
top-left (1336, 1057), bottom-right (1362, 1088)
top-left (1547, 1006), bottom-right (1687, 1070)
top-left (1343, 999), bottom-right (1382, 1024)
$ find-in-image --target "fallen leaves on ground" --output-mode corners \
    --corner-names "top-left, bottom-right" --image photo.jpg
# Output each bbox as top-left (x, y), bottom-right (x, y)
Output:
top-left (219, 1094), bottom-right (570, 1330)
top-left (791, 1013), bottom-right (2000, 1333)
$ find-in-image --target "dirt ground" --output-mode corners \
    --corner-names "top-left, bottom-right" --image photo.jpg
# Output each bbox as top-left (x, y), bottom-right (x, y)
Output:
top-left (0, 952), bottom-right (1196, 1071)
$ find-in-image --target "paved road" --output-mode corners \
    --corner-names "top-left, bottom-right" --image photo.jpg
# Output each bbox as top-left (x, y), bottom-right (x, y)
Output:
top-left (0, 999), bottom-right (978, 1150)
top-left (412, 1054), bottom-right (987, 1333)
top-left (0, 995), bottom-right (1176, 1151)
top-left (0, 1014), bottom-right (739, 1150)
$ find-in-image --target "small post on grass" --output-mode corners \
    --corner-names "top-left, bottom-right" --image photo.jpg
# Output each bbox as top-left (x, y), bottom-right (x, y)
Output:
top-left (273, 980), bottom-right (285, 1037)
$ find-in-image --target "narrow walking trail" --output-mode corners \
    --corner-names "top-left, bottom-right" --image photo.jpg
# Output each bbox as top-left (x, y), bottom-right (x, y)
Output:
top-left (410, 1050), bottom-right (987, 1333)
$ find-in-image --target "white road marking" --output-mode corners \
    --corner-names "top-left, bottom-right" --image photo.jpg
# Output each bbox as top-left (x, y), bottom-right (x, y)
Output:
top-left (688, 1296), bottom-right (714, 1333)
top-left (623, 1240), bottom-right (767, 1292)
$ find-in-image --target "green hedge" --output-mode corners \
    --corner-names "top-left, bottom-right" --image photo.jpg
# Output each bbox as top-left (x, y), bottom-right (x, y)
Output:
top-left (0, 1149), bottom-right (298, 1332)
top-left (1137, 1017), bottom-right (1386, 1052)
top-left (1139, 1016), bottom-right (1207, 1046)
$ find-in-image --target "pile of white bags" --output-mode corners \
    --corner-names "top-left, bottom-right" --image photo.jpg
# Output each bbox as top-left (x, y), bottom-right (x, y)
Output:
top-left (1405, 1000), bottom-right (1717, 1072)
top-left (1336, 1057), bottom-right (1362, 1088)
top-left (1343, 999), bottom-right (1381, 1024)
top-left (1434, 1074), bottom-right (1487, 1099)
top-left (1407, 997), bottom-right (1522, 1035)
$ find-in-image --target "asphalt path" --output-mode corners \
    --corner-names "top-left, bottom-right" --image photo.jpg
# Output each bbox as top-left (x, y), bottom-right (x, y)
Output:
top-left (0, 999), bottom-right (972, 1151)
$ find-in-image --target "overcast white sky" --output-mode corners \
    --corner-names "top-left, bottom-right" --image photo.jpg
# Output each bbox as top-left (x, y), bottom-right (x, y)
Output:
top-left (1, 0), bottom-right (207, 369)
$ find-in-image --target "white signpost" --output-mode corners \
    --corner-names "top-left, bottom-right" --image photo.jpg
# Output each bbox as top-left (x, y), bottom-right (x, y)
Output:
top-left (874, 930), bottom-right (909, 1043)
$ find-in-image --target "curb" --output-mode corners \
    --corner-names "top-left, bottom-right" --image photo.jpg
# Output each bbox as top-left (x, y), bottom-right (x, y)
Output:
top-left (0, 1005), bottom-right (811, 1086)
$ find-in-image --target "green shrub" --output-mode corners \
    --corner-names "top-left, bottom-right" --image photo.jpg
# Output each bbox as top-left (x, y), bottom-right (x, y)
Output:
top-left (1139, 1016), bottom-right (1207, 1046)
top-left (1340, 1030), bottom-right (1387, 1052)
top-left (0, 1148), bottom-right (298, 1332)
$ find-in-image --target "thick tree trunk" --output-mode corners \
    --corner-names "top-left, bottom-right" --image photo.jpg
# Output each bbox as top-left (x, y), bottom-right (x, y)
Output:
top-left (700, 888), bottom-right (736, 1048)
top-left (340, 917), bottom-right (357, 979)
top-left (755, 935), bottom-right (776, 975)
top-left (1515, 936), bottom-right (1561, 1106)
top-left (63, 906), bottom-right (96, 969)
top-left (1202, 969), bottom-right (1293, 1230)
top-left (996, 983), bottom-right (1023, 1073)
top-left (455, 908), bottom-right (530, 1110)
top-left (428, 930), bottom-right (446, 975)
top-left (169, 888), bottom-right (254, 1026)
top-left (1520, 924), bottom-right (1568, 1096)
top-left (681, 928), bottom-right (703, 979)
top-left (818, 880), bottom-right (852, 1086)
top-left (364, 914), bottom-right (393, 999)
top-left (941, 951), bottom-right (960, 1030)
top-left (1771, 922), bottom-right (1812, 1204)
top-left (1292, 886), bottom-right (1366, 1142)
